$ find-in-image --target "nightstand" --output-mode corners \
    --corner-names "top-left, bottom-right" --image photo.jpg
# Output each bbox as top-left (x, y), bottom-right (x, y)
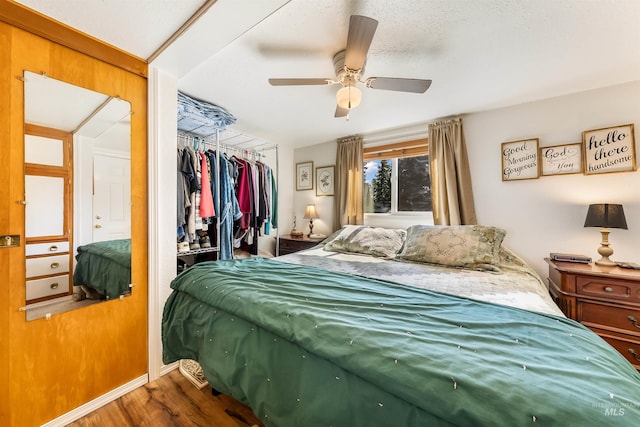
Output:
top-left (546, 258), bottom-right (640, 369)
top-left (278, 234), bottom-right (324, 256)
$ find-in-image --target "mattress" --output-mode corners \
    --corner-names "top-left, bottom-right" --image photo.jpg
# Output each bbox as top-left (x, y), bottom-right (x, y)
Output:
top-left (278, 245), bottom-right (563, 316)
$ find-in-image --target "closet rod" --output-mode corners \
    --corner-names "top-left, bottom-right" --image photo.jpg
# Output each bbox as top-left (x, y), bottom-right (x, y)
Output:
top-left (177, 132), bottom-right (278, 157)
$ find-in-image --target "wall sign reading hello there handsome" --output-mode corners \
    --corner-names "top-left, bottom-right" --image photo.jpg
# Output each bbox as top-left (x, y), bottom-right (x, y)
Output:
top-left (583, 123), bottom-right (636, 175)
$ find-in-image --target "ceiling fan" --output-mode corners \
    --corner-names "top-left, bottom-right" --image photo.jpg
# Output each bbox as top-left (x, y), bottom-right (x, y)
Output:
top-left (268, 15), bottom-right (432, 118)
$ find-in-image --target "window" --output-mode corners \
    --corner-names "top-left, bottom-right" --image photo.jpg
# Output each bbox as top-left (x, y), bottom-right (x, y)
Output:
top-left (363, 139), bottom-right (432, 214)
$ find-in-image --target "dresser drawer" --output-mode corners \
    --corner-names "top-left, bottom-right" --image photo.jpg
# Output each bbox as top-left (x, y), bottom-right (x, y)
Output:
top-left (278, 238), bottom-right (319, 254)
top-left (26, 274), bottom-right (70, 301)
top-left (597, 333), bottom-right (640, 369)
top-left (576, 275), bottom-right (640, 303)
top-left (579, 300), bottom-right (640, 334)
top-left (26, 241), bottom-right (69, 256)
top-left (26, 254), bottom-right (70, 278)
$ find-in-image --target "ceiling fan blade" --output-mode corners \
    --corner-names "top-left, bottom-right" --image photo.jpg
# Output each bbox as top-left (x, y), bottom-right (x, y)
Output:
top-left (269, 78), bottom-right (334, 86)
top-left (344, 15), bottom-right (378, 70)
top-left (366, 77), bottom-right (432, 93)
top-left (334, 105), bottom-right (349, 118)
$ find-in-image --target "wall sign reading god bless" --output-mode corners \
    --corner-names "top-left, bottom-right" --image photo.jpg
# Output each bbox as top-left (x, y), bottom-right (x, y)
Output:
top-left (501, 138), bottom-right (539, 181)
top-left (583, 124), bottom-right (637, 175)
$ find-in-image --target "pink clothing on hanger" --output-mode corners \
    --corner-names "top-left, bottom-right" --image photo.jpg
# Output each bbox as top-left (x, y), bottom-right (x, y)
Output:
top-left (236, 158), bottom-right (252, 229)
top-left (199, 152), bottom-right (215, 218)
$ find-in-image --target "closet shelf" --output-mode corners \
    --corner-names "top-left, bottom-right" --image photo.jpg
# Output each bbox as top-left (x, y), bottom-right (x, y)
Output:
top-left (176, 246), bottom-right (220, 257)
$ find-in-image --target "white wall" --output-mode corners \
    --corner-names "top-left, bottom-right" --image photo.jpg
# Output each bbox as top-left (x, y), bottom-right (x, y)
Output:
top-left (148, 67), bottom-right (179, 379)
top-left (292, 141), bottom-right (337, 237)
top-left (465, 80), bottom-right (640, 278)
top-left (263, 143), bottom-right (294, 254)
top-left (290, 81), bottom-right (640, 280)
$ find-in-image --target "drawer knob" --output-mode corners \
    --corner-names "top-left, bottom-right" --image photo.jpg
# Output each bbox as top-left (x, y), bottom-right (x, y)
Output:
top-left (50, 262), bottom-right (60, 269)
top-left (628, 349), bottom-right (640, 362)
top-left (50, 283), bottom-right (59, 289)
top-left (49, 245), bottom-right (58, 252)
top-left (628, 316), bottom-right (640, 328)
top-left (604, 286), bottom-right (613, 293)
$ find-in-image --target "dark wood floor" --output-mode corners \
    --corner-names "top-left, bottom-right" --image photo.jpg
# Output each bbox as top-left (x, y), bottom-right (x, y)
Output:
top-left (68, 369), bottom-right (264, 427)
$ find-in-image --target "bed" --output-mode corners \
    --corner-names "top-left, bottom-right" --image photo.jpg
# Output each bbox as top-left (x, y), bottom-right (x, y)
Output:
top-left (162, 225), bottom-right (640, 426)
top-left (73, 238), bottom-right (131, 299)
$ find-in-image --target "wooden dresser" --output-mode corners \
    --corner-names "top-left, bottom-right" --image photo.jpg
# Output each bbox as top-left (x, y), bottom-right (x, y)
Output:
top-left (546, 258), bottom-right (640, 369)
top-left (278, 234), bottom-right (324, 256)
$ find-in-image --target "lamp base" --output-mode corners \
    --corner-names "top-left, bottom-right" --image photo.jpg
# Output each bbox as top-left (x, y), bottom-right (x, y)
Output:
top-left (595, 257), bottom-right (617, 267)
top-left (595, 228), bottom-right (616, 267)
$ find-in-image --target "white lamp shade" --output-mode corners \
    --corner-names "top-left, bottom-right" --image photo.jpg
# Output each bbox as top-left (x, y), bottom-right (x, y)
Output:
top-left (304, 204), bottom-right (319, 219)
top-left (336, 86), bottom-right (362, 109)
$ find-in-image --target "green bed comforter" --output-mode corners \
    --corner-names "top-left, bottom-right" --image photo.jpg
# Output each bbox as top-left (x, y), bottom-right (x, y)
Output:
top-left (73, 238), bottom-right (131, 299)
top-left (162, 258), bottom-right (640, 426)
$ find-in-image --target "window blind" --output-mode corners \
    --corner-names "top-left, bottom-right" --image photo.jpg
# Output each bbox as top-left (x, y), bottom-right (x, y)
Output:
top-left (363, 138), bottom-right (428, 161)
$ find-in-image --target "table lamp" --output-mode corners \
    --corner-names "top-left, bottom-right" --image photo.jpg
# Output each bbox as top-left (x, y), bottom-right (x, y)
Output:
top-left (304, 204), bottom-right (319, 237)
top-left (584, 203), bottom-right (628, 266)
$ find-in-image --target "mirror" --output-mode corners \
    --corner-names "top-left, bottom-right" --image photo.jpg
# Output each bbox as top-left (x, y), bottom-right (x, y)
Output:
top-left (23, 71), bottom-right (132, 321)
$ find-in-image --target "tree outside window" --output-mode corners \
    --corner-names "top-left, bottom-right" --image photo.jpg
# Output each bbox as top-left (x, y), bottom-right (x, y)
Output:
top-left (364, 154), bottom-right (431, 214)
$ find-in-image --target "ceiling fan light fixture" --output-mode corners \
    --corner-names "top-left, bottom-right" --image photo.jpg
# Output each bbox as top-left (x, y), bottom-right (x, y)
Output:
top-left (336, 85), bottom-right (362, 110)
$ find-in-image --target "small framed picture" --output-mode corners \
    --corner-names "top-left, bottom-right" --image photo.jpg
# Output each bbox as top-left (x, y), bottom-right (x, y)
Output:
top-left (316, 165), bottom-right (335, 196)
top-left (296, 161), bottom-right (313, 191)
top-left (540, 143), bottom-right (582, 176)
top-left (501, 138), bottom-right (539, 181)
top-left (583, 124), bottom-right (636, 175)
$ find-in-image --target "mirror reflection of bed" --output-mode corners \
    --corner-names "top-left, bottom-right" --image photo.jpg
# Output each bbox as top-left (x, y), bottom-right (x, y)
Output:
top-left (23, 71), bottom-right (132, 321)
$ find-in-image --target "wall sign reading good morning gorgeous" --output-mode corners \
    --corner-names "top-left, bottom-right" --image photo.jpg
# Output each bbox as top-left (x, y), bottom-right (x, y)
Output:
top-left (583, 123), bottom-right (637, 175)
top-left (501, 138), bottom-right (539, 181)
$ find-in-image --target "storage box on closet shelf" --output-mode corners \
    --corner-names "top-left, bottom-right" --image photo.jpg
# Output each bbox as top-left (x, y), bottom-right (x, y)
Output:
top-left (177, 91), bottom-right (236, 136)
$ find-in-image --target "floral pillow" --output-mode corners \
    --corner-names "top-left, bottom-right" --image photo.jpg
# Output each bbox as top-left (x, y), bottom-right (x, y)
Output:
top-left (396, 224), bottom-right (506, 269)
top-left (324, 225), bottom-right (406, 259)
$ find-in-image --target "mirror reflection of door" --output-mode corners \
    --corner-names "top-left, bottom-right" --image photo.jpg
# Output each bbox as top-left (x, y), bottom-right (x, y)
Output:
top-left (24, 125), bottom-right (73, 305)
top-left (23, 71), bottom-right (132, 321)
top-left (92, 154), bottom-right (131, 242)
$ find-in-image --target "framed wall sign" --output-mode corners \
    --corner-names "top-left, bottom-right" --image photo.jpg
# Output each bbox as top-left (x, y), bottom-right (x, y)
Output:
top-left (540, 143), bottom-right (582, 176)
top-left (501, 138), bottom-right (539, 181)
top-left (296, 161), bottom-right (313, 191)
top-left (583, 123), bottom-right (636, 175)
top-left (315, 165), bottom-right (334, 196)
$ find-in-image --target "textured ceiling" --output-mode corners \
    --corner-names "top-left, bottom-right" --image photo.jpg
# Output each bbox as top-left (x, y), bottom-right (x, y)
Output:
top-left (15, 0), bottom-right (640, 148)
top-left (16, 0), bottom-right (203, 59)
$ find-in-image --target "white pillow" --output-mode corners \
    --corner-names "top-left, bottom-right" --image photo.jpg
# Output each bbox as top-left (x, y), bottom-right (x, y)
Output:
top-left (324, 225), bottom-right (406, 259)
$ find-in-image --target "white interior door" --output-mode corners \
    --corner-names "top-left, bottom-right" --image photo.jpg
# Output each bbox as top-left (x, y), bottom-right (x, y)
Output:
top-left (92, 154), bottom-right (131, 242)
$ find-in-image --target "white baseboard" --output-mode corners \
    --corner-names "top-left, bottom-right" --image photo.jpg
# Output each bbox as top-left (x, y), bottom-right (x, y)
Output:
top-left (40, 374), bottom-right (148, 427)
top-left (160, 361), bottom-right (179, 376)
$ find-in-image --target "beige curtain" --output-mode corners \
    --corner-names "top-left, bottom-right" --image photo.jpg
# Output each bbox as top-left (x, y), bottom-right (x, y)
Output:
top-left (428, 118), bottom-right (477, 225)
top-left (333, 135), bottom-right (364, 230)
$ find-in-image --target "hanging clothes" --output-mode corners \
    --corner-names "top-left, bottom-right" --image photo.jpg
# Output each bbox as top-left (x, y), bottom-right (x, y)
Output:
top-left (185, 144), bottom-right (200, 245)
top-left (199, 152), bottom-right (215, 219)
top-left (177, 132), bottom-right (278, 260)
top-left (177, 146), bottom-right (197, 239)
top-left (234, 157), bottom-right (254, 230)
top-left (210, 151), bottom-right (242, 260)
